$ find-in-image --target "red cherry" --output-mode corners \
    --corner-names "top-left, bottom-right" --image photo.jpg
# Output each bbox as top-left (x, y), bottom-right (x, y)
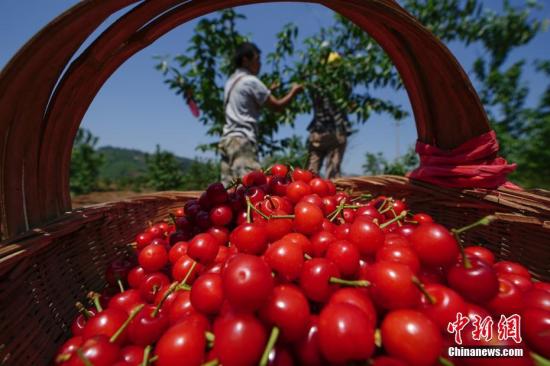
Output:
top-left (293, 202), bottom-right (324, 235)
top-left (127, 304), bottom-right (169, 346)
top-left (464, 245), bottom-right (495, 265)
top-left (488, 277), bottom-right (525, 315)
top-left (168, 291), bottom-right (197, 325)
top-left (286, 181), bottom-right (312, 204)
top-left (367, 262), bottom-right (420, 310)
top-left (222, 254), bottom-right (274, 312)
top-left (381, 310), bottom-right (442, 366)
top-left (188, 233), bottom-right (219, 265)
top-left (108, 289), bottom-right (145, 315)
top-left (291, 168), bottom-right (313, 183)
top-left (299, 258), bottom-right (340, 303)
top-left (294, 316), bottom-right (323, 366)
top-left (242, 170), bottom-right (267, 187)
top-left (309, 178), bottom-right (329, 196)
top-left (172, 255), bottom-right (200, 283)
top-left (127, 266), bottom-right (147, 289)
top-left (412, 213), bottom-right (433, 224)
top-left (325, 240), bottom-right (361, 278)
top-left (447, 256), bottom-right (499, 304)
top-left (409, 223), bottom-right (459, 267)
top-left (282, 233), bottom-right (312, 256)
top-left (500, 273), bottom-right (533, 292)
top-left (418, 284), bottom-right (467, 331)
top-left (230, 223), bottom-right (269, 255)
top-left (328, 288), bottom-right (377, 326)
top-left (376, 244), bottom-right (421, 274)
top-left (348, 217), bottom-right (385, 256)
top-left (523, 288), bottom-right (550, 312)
top-left (209, 205), bottom-right (233, 226)
top-left (318, 302), bottom-right (375, 363)
top-left (309, 230), bottom-right (336, 257)
top-left (264, 239), bottom-right (304, 282)
top-left (259, 285), bottom-right (310, 342)
top-left (70, 335), bottom-right (120, 366)
top-left (190, 273), bottom-right (224, 315)
top-left (214, 313), bottom-right (267, 366)
top-left (82, 308), bottom-right (128, 343)
top-left (523, 308), bottom-right (550, 358)
top-left (494, 261), bottom-right (531, 279)
top-left (270, 164), bottom-right (289, 177)
top-left (207, 226), bottom-right (229, 246)
top-left (168, 241), bottom-right (188, 264)
top-left (155, 318), bottom-right (206, 366)
top-left (136, 232), bottom-right (153, 250)
top-left (139, 272), bottom-right (170, 303)
top-left (265, 209), bottom-right (293, 241)
top-left (138, 244), bottom-right (168, 273)
top-left (119, 345), bottom-right (145, 366)
top-left (300, 193), bottom-right (323, 208)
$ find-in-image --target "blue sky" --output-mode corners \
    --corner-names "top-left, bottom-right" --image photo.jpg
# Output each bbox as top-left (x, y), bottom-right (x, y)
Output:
top-left (1, 1), bottom-right (549, 175)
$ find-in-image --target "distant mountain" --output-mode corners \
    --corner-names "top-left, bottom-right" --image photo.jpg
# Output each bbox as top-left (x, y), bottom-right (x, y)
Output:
top-left (97, 146), bottom-right (194, 181)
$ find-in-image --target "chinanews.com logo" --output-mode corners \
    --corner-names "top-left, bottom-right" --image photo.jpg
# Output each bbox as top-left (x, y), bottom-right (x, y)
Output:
top-left (446, 313), bottom-right (524, 358)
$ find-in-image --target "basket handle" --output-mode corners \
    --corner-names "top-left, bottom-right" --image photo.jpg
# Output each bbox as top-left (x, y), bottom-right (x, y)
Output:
top-left (0, 0), bottom-right (491, 239)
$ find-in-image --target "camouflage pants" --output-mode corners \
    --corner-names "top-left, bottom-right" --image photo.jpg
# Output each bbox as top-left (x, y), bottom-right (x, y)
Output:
top-left (219, 136), bottom-right (262, 187)
top-left (306, 131), bottom-right (347, 179)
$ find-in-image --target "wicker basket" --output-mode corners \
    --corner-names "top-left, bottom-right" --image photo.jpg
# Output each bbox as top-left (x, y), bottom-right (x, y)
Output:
top-left (0, 1), bottom-right (548, 365)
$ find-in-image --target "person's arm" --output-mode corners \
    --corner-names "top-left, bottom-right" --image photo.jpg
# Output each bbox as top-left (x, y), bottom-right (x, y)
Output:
top-left (265, 83), bottom-right (303, 112)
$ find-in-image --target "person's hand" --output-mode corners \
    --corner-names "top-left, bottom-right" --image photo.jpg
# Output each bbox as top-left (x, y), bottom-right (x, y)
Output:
top-left (269, 81), bottom-right (281, 91)
top-left (290, 83), bottom-right (304, 94)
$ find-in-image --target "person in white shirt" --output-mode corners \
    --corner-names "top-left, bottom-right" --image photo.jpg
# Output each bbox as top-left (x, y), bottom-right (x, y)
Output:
top-left (220, 42), bottom-right (303, 186)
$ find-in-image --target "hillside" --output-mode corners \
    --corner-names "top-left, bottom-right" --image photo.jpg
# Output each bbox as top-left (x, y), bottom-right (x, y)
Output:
top-left (97, 146), bottom-right (194, 181)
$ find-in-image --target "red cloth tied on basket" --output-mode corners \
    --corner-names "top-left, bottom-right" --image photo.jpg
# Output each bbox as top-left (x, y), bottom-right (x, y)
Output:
top-left (407, 130), bottom-right (521, 190)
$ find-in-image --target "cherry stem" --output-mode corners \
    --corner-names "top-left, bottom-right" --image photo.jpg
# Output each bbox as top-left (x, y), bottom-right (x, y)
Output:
top-left (329, 277), bottom-right (370, 287)
top-left (259, 326), bottom-right (280, 366)
top-left (343, 205), bottom-right (360, 209)
top-left (152, 281), bottom-right (179, 318)
top-left (374, 329), bottom-right (382, 348)
top-left (224, 178), bottom-right (241, 191)
top-left (205, 331), bottom-right (215, 342)
top-left (377, 198), bottom-right (392, 214)
top-left (390, 209), bottom-right (403, 227)
top-left (140, 345), bottom-right (152, 366)
top-left (168, 213), bottom-right (177, 226)
top-left (379, 210), bottom-right (408, 229)
top-left (205, 331), bottom-right (215, 349)
top-left (438, 356), bottom-right (455, 366)
top-left (149, 356), bottom-right (158, 363)
top-left (412, 277), bottom-right (436, 305)
top-left (180, 261), bottom-right (197, 288)
top-left (76, 349), bottom-right (94, 366)
top-left (87, 292), bottom-right (103, 312)
top-left (328, 200), bottom-right (346, 222)
top-left (75, 302), bottom-right (92, 320)
top-left (270, 214), bottom-right (295, 219)
top-left (531, 352), bottom-right (550, 366)
top-left (246, 196), bottom-right (269, 220)
top-left (453, 215), bottom-right (496, 235)
top-left (110, 304), bottom-right (145, 343)
top-left (246, 198), bottom-right (252, 224)
top-left (350, 193), bottom-right (372, 202)
top-left (117, 278), bottom-right (125, 293)
top-left (304, 253), bottom-right (313, 260)
top-left (201, 359), bottom-right (220, 366)
top-left (55, 353), bottom-right (71, 363)
top-left (451, 216), bottom-right (495, 270)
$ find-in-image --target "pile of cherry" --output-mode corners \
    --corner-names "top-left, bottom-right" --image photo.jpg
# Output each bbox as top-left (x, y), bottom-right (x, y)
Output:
top-left (55, 165), bottom-right (549, 366)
